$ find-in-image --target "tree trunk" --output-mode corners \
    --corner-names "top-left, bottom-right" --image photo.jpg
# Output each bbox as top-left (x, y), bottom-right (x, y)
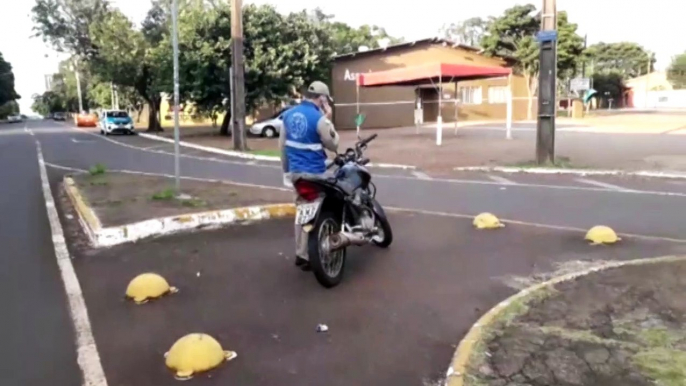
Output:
top-left (525, 73), bottom-right (539, 121)
top-left (146, 97), bottom-right (163, 132)
top-left (219, 109), bottom-right (232, 136)
top-left (135, 104), bottom-right (144, 123)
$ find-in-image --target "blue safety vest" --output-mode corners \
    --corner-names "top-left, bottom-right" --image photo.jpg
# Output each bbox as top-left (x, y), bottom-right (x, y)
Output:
top-left (283, 101), bottom-right (327, 174)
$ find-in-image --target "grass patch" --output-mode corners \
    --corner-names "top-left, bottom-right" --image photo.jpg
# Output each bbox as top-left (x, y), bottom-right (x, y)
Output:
top-left (151, 188), bottom-right (175, 200)
top-left (180, 198), bottom-right (206, 208)
top-left (89, 177), bottom-right (108, 186)
top-left (249, 149), bottom-right (280, 157)
top-left (633, 348), bottom-right (686, 386)
top-left (89, 163), bottom-right (107, 175)
top-left (510, 156), bottom-right (585, 169)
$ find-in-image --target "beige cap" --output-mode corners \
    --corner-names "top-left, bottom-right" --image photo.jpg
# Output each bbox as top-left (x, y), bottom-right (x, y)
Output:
top-left (307, 81), bottom-right (333, 102)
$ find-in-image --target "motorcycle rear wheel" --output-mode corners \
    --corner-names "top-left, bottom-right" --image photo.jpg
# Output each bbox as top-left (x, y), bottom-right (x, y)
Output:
top-left (308, 208), bottom-right (347, 288)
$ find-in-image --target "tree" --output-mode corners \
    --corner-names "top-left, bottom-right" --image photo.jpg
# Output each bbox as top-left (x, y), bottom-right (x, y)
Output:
top-left (481, 4), bottom-right (585, 119)
top-left (88, 6), bottom-right (173, 131)
top-left (31, 0), bottom-right (110, 57)
top-left (440, 17), bottom-right (488, 47)
top-left (0, 52), bottom-right (20, 106)
top-left (308, 8), bottom-right (402, 57)
top-left (585, 42), bottom-right (654, 79)
top-left (0, 101), bottom-right (19, 119)
top-left (177, 3), bottom-right (337, 135)
top-left (591, 72), bottom-right (624, 108)
top-left (667, 52), bottom-right (686, 89)
top-left (33, 0), bottom-right (172, 131)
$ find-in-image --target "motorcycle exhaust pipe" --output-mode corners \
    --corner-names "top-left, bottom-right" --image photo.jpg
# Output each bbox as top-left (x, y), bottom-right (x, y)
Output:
top-left (329, 231), bottom-right (367, 251)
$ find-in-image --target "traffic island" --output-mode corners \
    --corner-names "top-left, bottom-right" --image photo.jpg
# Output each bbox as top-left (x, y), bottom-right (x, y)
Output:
top-left (457, 256), bottom-right (686, 386)
top-left (63, 171), bottom-right (293, 247)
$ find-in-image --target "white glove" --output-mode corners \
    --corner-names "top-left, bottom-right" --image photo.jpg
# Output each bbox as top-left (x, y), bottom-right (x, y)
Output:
top-left (282, 172), bottom-right (293, 188)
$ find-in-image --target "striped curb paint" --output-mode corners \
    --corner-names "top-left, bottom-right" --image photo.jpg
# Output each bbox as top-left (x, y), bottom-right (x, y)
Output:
top-left (64, 176), bottom-right (295, 248)
top-left (444, 254), bottom-right (686, 386)
top-left (453, 166), bottom-right (686, 180)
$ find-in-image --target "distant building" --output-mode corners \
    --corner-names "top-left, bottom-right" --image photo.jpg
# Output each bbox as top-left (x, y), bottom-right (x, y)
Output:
top-left (331, 38), bottom-right (533, 130)
top-left (624, 72), bottom-right (686, 108)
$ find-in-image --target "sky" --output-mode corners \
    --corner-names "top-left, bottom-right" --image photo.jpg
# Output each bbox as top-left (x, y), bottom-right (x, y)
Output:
top-left (2, 0), bottom-right (683, 113)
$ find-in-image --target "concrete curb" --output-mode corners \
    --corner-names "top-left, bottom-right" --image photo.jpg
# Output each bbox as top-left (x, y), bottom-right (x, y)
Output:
top-left (64, 175), bottom-right (296, 248)
top-left (137, 132), bottom-right (417, 170)
top-left (443, 254), bottom-right (686, 386)
top-left (453, 166), bottom-right (686, 179)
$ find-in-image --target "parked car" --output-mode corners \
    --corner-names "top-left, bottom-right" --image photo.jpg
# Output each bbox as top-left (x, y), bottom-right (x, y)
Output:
top-left (7, 114), bottom-right (22, 123)
top-left (248, 107), bottom-right (291, 138)
top-left (99, 110), bottom-right (135, 135)
top-left (53, 112), bottom-right (67, 121)
top-left (76, 112), bottom-right (98, 127)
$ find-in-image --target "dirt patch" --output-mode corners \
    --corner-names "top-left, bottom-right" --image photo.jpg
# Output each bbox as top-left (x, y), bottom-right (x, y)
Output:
top-left (467, 260), bottom-right (686, 386)
top-left (71, 172), bottom-right (292, 227)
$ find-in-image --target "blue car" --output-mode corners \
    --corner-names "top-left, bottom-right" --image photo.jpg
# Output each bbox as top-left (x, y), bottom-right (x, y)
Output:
top-left (100, 110), bottom-right (135, 135)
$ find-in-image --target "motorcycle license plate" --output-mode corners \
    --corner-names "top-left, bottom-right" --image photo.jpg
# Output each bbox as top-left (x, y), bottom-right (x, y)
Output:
top-left (295, 200), bottom-right (321, 224)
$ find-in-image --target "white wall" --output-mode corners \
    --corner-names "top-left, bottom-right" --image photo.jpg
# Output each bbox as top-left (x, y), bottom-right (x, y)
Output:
top-left (633, 90), bottom-right (686, 109)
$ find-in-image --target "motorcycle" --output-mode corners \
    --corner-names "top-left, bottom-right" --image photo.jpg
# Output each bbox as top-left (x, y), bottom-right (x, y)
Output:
top-left (293, 134), bottom-right (393, 288)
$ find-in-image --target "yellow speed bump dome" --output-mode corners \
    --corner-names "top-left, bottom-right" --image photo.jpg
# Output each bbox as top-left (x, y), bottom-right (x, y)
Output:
top-left (165, 333), bottom-right (237, 380)
top-left (125, 273), bottom-right (178, 304)
top-left (585, 225), bottom-right (621, 245)
top-left (473, 212), bottom-right (505, 229)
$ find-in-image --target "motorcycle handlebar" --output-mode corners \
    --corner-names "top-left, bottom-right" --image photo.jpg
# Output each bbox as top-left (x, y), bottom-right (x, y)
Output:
top-left (358, 133), bottom-right (377, 147)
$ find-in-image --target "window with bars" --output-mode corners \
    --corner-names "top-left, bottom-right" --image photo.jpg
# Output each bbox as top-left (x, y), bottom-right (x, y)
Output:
top-left (488, 86), bottom-right (508, 104)
top-left (458, 86), bottom-right (482, 104)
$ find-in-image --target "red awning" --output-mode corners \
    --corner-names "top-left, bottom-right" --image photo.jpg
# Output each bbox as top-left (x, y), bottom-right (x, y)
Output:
top-left (357, 63), bottom-right (512, 87)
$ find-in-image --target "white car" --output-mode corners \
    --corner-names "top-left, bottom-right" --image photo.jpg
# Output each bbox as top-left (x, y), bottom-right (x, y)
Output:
top-left (249, 116), bottom-right (283, 138)
top-left (7, 114), bottom-right (22, 123)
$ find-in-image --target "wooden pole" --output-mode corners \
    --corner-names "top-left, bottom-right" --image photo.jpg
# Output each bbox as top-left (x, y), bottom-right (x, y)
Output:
top-left (535, 0), bottom-right (557, 164)
top-left (231, 0), bottom-right (247, 151)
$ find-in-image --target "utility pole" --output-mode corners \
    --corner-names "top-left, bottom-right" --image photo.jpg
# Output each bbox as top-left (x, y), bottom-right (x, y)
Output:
top-left (111, 83), bottom-right (116, 110)
top-left (171, 0), bottom-right (182, 193)
top-left (230, 0), bottom-right (247, 151)
top-left (535, 0), bottom-right (557, 165)
top-left (71, 59), bottom-right (84, 113)
top-left (644, 52), bottom-right (652, 109)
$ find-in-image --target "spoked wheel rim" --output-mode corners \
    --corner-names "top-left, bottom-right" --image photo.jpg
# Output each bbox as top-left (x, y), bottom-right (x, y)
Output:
top-left (318, 218), bottom-right (344, 278)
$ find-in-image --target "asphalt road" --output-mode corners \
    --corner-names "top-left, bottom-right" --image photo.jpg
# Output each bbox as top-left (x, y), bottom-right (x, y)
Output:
top-left (0, 124), bottom-right (81, 385)
top-left (65, 212), bottom-right (685, 386)
top-left (27, 120), bottom-right (686, 240)
top-left (3, 119), bottom-right (686, 385)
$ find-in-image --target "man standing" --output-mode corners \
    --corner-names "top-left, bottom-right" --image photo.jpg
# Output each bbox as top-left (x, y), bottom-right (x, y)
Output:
top-left (279, 81), bottom-right (340, 271)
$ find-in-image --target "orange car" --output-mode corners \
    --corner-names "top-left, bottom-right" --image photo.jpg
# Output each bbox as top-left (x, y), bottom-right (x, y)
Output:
top-left (76, 113), bottom-right (98, 127)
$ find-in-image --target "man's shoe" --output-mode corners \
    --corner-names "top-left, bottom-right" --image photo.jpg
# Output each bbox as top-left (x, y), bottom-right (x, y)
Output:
top-left (295, 256), bottom-right (311, 271)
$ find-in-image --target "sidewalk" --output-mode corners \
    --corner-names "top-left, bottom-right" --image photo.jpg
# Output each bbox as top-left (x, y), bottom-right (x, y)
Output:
top-left (136, 115), bottom-right (686, 174)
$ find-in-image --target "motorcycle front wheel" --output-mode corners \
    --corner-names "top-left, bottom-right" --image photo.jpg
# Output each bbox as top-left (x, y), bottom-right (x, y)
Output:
top-left (371, 213), bottom-right (393, 248)
top-left (308, 208), bottom-right (347, 288)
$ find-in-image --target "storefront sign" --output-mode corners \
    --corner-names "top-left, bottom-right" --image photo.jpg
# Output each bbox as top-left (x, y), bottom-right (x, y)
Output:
top-left (343, 69), bottom-right (372, 81)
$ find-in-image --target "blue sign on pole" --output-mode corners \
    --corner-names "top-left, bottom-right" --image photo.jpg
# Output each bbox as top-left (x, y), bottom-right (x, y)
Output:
top-left (536, 30), bottom-right (558, 43)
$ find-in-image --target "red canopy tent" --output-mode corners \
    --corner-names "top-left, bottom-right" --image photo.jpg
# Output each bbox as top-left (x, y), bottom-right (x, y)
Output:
top-left (355, 63), bottom-right (514, 144)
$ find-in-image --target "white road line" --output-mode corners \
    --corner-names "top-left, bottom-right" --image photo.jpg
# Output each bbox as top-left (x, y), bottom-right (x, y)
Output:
top-left (575, 178), bottom-right (634, 191)
top-left (35, 141), bottom-right (108, 386)
top-left (488, 175), bottom-right (517, 185)
top-left (39, 123), bottom-right (686, 198)
top-left (412, 171), bottom-right (432, 180)
top-left (39, 159), bottom-right (686, 243)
